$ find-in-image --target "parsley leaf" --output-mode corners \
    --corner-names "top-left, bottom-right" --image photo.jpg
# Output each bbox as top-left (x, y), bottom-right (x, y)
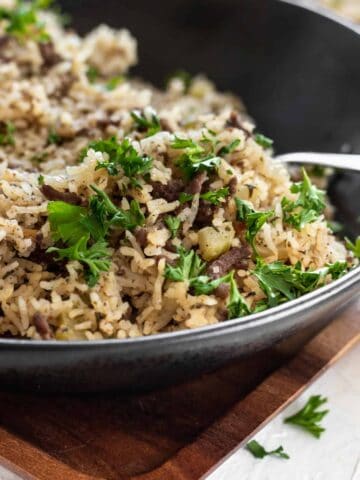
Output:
top-left (284, 395), bottom-right (329, 438)
top-left (106, 75), bottom-right (125, 90)
top-left (254, 133), bottom-right (273, 149)
top-left (86, 66), bottom-right (99, 84)
top-left (89, 185), bottom-right (145, 232)
top-left (246, 440), bottom-right (290, 460)
top-left (191, 272), bottom-right (232, 296)
top-left (84, 137), bottom-right (152, 188)
top-left (253, 260), bottom-right (347, 308)
top-left (282, 169), bottom-right (326, 231)
top-left (47, 185), bottom-right (144, 286)
top-left (130, 108), bottom-right (161, 137)
top-left (218, 139), bottom-right (241, 156)
top-left (235, 198), bottom-right (274, 254)
top-left (200, 187), bottom-right (229, 205)
top-left (179, 187), bottom-right (229, 206)
top-left (164, 216), bottom-right (181, 239)
top-left (227, 271), bottom-right (250, 319)
top-left (47, 128), bottom-right (61, 145)
top-left (0, 121), bottom-right (15, 146)
top-left (48, 237), bottom-right (111, 287)
top-left (0, 0), bottom-right (51, 42)
top-left (171, 136), bottom-right (221, 180)
top-left (346, 236), bottom-right (360, 259)
top-left (164, 247), bottom-right (206, 283)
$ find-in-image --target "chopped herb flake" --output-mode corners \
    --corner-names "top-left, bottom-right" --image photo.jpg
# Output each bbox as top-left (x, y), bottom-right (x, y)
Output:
top-left (235, 198), bottom-right (274, 255)
top-left (284, 395), bottom-right (329, 438)
top-left (0, 122), bottom-right (15, 146)
top-left (164, 216), bottom-right (181, 238)
top-left (282, 168), bottom-right (326, 231)
top-left (254, 133), bottom-right (273, 149)
top-left (345, 236), bottom-right (360, 259)
top-left (246, 440), bottom-right (290, 460)
top-left (130, 108), bottom-right (161, 137)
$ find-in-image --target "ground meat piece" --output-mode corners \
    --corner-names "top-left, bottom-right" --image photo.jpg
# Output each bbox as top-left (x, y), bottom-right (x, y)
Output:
top-left (216, 307), bottom-right (229, 322)
top-left (206, 246), bottom-right (251, 279)
top-left (39, 41), bottom-right (63, 68)
top-left (185, 171), bottom-right (207, 195)
top-left (33, 313), bottom-right (53, 340)
top-left (226, 111), bottom-right (251, 137)
top-left (134, 227), bottom-right (148, 248)
top-left (165, 239), bottom-right (177, 253)
top-left (150, 179), bottom-right (184, 202)
top-left (228, 177), bottom-right (238, 195)
top-left (41, 185), bottom-right (83, 205)
top-left (214, 283), bottom-right (230, 299)
top-left (195, 200), bottom-right (215, 227)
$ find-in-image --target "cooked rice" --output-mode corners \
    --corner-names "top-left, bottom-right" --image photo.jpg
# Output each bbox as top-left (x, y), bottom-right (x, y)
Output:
top-left (0, 2), bottom-right (356, 340)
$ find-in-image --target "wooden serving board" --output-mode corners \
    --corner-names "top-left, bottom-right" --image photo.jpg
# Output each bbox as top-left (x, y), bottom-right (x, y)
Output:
top-left (0, 301), bottom-right (359, 480)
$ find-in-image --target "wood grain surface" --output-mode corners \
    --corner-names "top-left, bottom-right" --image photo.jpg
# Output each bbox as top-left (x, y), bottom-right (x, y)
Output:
top-left (0, 301), bottom-right (358, 480)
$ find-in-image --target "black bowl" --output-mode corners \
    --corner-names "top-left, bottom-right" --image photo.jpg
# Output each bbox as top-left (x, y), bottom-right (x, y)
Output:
top-left (1, 0), bottom-right (359, 391)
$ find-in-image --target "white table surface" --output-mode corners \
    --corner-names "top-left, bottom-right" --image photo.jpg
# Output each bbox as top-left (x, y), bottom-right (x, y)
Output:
top-left (207, 340), bottom-right (360, 480)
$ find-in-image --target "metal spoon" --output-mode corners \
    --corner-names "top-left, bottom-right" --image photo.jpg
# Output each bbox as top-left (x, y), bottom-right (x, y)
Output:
top-left (275, 152), bottom-right (360, 173)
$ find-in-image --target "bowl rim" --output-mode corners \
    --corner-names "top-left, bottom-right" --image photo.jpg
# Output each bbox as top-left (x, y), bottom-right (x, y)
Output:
top-left (1, 0), bottom-right (359, 349)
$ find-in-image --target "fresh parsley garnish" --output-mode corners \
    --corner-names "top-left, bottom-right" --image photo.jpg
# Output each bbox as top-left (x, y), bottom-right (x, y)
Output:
top-left (284, 395), bottom-right (329, 438)
top-left (48, 237), bottom-right (111, 287)
top-left (47, 185), bottom-right (144, 285)
top-left (254, 133), bottom-right (273, 149)
top-left (130, 108), bottom-right (161, 137)
top-left (200, 187), bottom-right (229, 205)
top-left (191, 272), bottom-right (232, 296)
top-left (86, 66), bottom-right (99, 84)
top-left (179, 187), bottom-right (229, 205)
top-left (106, 75), bottom-right (125, 91)
top-left (253, 260), bottom-right (347, 308)
top-left (227, 271), bottom-right (250, 319)
top-left (38, 174), bottom-right (45, 186)
top-left (164, 216), bottom-right (181, 239)
top-left (218, 139), bottom-right (241, 156)
top-left (47, 128), bottom-right (61, 145)
top-left (171, 136), bottom-right (221, 180)
top-left (282, 169), bottom-right (326, 231)
top-left (164, 247), bottom-right (206, 283)
top-left (235, 198), bottom-right (274, 255)
top-left (83, 137), bottom-right (152, 188)
top-left (0, 0), bottom-right (51, 42)
top-left (0, 121), bottom-right (15, 146)
top-left (89, 185), bottom-right (145, 232)
top-left (246, 440), bottom-right (289, 460)
top-left (346, 236), bottom-right (360, 259)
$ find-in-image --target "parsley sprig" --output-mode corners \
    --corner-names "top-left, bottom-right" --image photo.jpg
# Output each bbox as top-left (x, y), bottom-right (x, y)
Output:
top-left (131, 108), bottom-right (161, 137)
top-left (254, 133), bottom-right (273, 149)
top-left (282, 169), bottom-right (326, 231)
top-left (345, 236), bottom-right (360, 259)
top-left (179, 187), bottom-right (229, 205)
top-left (171, 136), bottom-right (221, 180)
top-left (0, 0), bottom-right (52, 42)
top-left (82, 137), bottom-right (152, 188)
top-left (246, 440), bottom-right (289, 460)
top-left (284, 395), bottom-right (329, 438)
top-left (235, 198), bottom-right (274, 255)
top-left (47, 185), bottom-right (144, 286)
top-left (164, 247), bottom-right (206, 284)
top-left (164, 216), bottom-right (181, 239)
top-left (0, 122), bottom-right (15, 146)
top-left (227, 271), bottom-right (250, 318)
top-left (254, 260), bottom-right (347, 308)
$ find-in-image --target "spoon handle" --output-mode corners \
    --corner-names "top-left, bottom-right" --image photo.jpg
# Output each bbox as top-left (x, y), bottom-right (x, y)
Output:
top-left (275, 152), bottom-right (360, 173)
